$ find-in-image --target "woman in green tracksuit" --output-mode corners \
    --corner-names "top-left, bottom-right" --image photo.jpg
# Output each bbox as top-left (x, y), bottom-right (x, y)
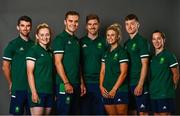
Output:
top-left (150, 30), bottom-right (179, 115)
top-left (26, 23), bottom-right (54, 115)
top-left (100, 23), bottom-right (129, 115)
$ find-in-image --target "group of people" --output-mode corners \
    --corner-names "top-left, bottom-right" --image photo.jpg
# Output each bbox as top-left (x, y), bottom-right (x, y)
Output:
top-left (2, 10), bottom-right (179, 115)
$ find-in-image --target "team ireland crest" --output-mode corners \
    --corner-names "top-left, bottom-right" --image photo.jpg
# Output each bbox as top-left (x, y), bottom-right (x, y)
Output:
top-left (97, 43), bottom-right (102, 48)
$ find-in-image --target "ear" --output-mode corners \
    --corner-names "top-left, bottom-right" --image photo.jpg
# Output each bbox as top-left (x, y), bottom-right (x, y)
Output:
top-left (164, 39), bottom-right (166, 43)
top-left (35, 34), bottom-right (39, 40)
top-left (137, 23), bottom-right (140, 28)
top-left (16, 25), bottom-right (19, 31)
top-left (64, 20), bottom-right (66, 26)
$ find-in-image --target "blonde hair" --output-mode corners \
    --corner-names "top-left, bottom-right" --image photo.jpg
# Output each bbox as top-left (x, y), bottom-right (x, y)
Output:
top-left (35, 23), bottom-right (52, 48)
top-left (106, 23), bottom-right (122, 44)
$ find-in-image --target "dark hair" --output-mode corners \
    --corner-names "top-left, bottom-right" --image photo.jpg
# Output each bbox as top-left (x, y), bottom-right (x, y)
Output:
top-left (125, 14), bottom-right (139, 22)
top-left (17, 15), bottom-right (32, 25)
top-left (86, 14), bottom-right (100, 23)
top-left (152, 30), bottom-right (166, 39)
top-left (65, 11), bottom-right (80, 20)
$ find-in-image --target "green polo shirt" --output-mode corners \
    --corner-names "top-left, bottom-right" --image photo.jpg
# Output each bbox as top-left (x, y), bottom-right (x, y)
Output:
top-left (26, 44), bottom-right (53, 94)
top-left (2, 36), bottom-right (34, 92)
top-left (80, 35), bottom-right (106, 83)
top-left (52, 30), bottom-right (80, 84)
top-left (150, 49), bottom-right (178, 99)
top-left (102, 45), bottom-right (129, 92)
top-left (124, 33), bottom-right (150, 86)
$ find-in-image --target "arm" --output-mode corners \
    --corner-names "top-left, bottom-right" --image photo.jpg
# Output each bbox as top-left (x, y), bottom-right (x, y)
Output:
top-left (109, 62), bottom-right (128, 98)
top-left (2, 60), bottom-right (12, 93)
top-left (171, 66), bottom-right (179, 89)
top-left (26, 60), bottom-right (39, 103)
top-left (54, 54), bottom-right (73, 93)
top-left (134, 58), bottom-right (149, 96)
top-left (99, 62), bottom-right (108, 98)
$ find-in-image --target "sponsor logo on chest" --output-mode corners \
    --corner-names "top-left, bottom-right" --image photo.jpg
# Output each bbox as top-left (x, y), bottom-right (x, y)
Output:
top-left (97, 42), bottom-right (102, 48)
top-left (82, 44), bottom-right (87, 48)
top-left (159, 57), bottom-right (165, 64)
top-left (40, 54), bottom-right (44, 57)
top-left (131, 43), bottom-right (137, 51)
top-left (113, 53), bottom-right (118, 60)
top-left (19, 47), bottom-right (24, 51)
top-left (68, 40), bottom-right (72, 44)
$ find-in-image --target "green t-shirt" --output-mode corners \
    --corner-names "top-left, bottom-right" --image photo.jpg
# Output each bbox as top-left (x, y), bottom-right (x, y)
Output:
top-left (80, 35), bottom-right (106, 83)
top-left (52, 30), bottom-right (80, 84)
top-left (2, 36), bottom-right (34, 92)
top-left (150, 49), bottom-right (178, 99)
top-left (124, 33), bottom-right (150, 86)
top-left (26, 44), bottom-right (53, 94)
top-left (102, 45), bottom-right (129, 92)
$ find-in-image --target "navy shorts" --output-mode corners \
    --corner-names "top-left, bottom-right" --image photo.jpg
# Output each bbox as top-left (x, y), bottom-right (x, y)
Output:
top-left (55, 83), bottom-right (80, 115)
top-left (9, 90), bottom-right (30, 115)
top-left (103, 91), bottom-right (129, 105)
top-left (151, 98), bottom-right (175, 114)
top-left (130, 85), bottom-right (150, 112)
top-left (80, 83), bottom-right (104, 115)
top-left (28, 93), bottom-right (54, 108)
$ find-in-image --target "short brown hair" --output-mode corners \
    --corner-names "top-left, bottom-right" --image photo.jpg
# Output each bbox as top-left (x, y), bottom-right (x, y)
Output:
top-left (65, 11), bottom-right (80, 20)
top-left (17, 15), bottom-right (32, 25)
top-left (86, 14), bottom-right (100, 23)
top-left (125, 14), bottom-right (139, 22)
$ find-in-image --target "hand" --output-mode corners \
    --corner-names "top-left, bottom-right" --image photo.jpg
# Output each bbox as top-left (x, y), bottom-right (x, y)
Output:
top-left (174, 82), bottom-right (178, 89)
top-left (108, 89), bottom-right (117, 98)
top-left (32, 92), bottom-right (40, 103)
top-left (80, 82), bottom-right (86, 96)
top-left (134, 84), bottom-right (143, 96)
top-left (8, 83), bottom-right (12, 95)
top-left (100, 86), bottom-right (109, 98)
top-left (65, 83), bottom-right (74, 94)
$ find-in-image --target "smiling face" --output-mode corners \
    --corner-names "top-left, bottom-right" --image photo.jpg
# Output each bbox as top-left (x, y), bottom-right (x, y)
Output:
top-left (86, 19), bottom-right (99, 36)
top-left (36, 28), bottom-right (51, 46)
top-left (152, 32), bottom-right (165, 50)
top-left (17, 20), bottom-right (31, 38)
top-left (64, 15), bottom-right (79, 35)
top-left (106, 29), bottom-right (119, 45)
top-left (125, 19), bottom-right (139, 35)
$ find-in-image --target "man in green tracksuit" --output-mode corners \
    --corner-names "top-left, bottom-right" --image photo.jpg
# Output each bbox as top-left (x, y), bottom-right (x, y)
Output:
top-left (2, 16), bottom-right (34, 115)
top-left (52, 11), bottom-right (85, 115)
top-left (80, 14), bottom-right (106, 115)
top-left (124, 14), bottom-right (150, 115)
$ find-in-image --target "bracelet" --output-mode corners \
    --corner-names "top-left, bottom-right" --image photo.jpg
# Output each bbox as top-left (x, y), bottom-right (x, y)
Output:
top-left (64, 82), bottom-right (69, 85)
